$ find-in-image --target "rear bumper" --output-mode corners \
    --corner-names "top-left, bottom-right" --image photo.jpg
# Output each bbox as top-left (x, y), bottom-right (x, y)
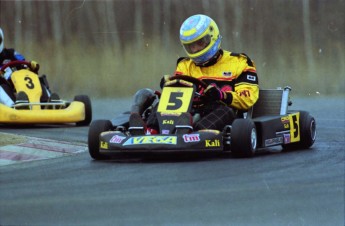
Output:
top-left (0, 101), bottom-right (85, 124)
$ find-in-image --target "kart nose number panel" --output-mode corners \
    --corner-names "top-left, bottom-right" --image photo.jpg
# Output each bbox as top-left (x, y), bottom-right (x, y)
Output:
top-left (157, 87), bottom-right (194, 113)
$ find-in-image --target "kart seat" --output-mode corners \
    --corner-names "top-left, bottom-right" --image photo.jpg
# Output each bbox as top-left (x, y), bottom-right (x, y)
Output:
top-left (248, 86), bottom-right (291, 118)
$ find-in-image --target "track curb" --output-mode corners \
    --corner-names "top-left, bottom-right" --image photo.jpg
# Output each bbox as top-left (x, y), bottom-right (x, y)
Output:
top-left (0, 134), bottom-right (87, 166)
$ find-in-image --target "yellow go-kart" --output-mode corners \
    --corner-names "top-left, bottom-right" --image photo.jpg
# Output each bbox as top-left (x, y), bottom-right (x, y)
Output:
top-left (0, 60), bottom-right (92, 126)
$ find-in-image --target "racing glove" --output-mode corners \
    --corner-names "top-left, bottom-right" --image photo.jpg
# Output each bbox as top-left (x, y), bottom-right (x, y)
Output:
top-left (204, 85), bottom-right (233, 105)
top-left (159, 74), bottom-right (171, 88)
top-left (30, 61), bottom-right (40, 73)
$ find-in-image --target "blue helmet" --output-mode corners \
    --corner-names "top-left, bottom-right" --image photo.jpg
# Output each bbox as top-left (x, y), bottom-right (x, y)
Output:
top-left (179, 14), bottom-right (222, 65)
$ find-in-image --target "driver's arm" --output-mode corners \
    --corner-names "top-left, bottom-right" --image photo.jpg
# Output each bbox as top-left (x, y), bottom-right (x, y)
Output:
top-left (13, 51), bottom-right (25, 61)
top-left (173, 55), bottom-right (259, 111)
top-left (228, 57), bottom-right (259, 110)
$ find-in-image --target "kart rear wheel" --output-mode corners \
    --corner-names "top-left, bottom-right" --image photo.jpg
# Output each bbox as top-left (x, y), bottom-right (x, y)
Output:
top-left (282, 111), bottom-right (316, 151)
top-left (74, 95), bottom-right (92, 126)
top-left (231, 119), bottom-right (257, 158)
top-left (88, 120), bottom-right (113, 160)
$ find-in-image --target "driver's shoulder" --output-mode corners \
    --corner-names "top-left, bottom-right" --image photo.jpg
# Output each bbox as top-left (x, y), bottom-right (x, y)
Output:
top-left (228, 51), bottom-right (254, 67)
top-left (2, 48), bottom-right (15, 55)
top-left (0, 48), bottom-right (16, 61)
top-left (176, 57), bottom-right (192, 66)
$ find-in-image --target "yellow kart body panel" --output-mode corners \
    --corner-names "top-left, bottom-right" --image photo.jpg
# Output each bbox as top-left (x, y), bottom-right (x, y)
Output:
top-left (11, 69), bottom-right (42, 110)
top-left (0, 101), bottom-right (85, 124)
top-left (0, 61), bottom-right (91, 125)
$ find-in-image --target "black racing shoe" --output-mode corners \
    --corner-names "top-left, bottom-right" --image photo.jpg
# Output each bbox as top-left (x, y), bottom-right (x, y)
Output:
top-left (49, 93), bottom-right (60, 102)
top-left (15, 91), bottom-right (30, 109)
top-left (15, 91), bottom-right (29, 103)
top-left (47, 93), bottom-right (62, 109)
top-left (128, 113), bottom-right (146, 136)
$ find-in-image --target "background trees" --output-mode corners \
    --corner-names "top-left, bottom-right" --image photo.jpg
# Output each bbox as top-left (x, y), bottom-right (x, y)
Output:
top-left (0, 0), bottom-right (344, 96)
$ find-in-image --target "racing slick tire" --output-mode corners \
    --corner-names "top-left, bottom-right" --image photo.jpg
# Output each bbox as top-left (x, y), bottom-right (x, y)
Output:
top-left (282, 111), bottom-right (316, 151)
top-left (231, 119), bottom-right (257, 158)
top-left (74, 95), bottom-right (92, 126)
top-left (88, 120), bottom-right (113, 160)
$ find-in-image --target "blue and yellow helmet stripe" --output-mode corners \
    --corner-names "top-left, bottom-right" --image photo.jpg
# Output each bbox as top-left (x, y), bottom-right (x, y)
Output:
top-left (179, 14), bottom-right (222, 64)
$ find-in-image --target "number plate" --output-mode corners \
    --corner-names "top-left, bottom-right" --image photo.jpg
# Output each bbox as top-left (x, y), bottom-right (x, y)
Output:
top-left (157, 87), bottom-right (194, 113)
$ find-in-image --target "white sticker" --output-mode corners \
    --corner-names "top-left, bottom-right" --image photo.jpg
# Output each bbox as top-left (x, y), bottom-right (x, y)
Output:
top-left (247, 75), bottom-right (256, 81)
top-left (4, 67), bottom-right (13, 80)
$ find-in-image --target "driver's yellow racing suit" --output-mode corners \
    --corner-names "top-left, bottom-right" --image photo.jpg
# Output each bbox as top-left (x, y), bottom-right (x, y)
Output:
top-left (146, 49), bottom-right (259, 131)
top-left (174, 49), bottom-right (259, 111)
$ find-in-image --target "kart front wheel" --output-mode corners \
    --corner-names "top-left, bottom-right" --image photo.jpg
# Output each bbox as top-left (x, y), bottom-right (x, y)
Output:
top-left (231, 119), bottom-right (257, 158)
top-left (282, 111), bottom-right (316, 151)
top-left (75, 95), bottom-right (92, 126)
top-left (88, 120), bottom-right (113, 160)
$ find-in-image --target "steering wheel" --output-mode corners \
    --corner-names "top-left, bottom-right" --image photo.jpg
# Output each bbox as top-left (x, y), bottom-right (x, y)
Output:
top-left (167, 75), bottom-right (211, 108)
top-left (168, 75), bottom-right (208, 95)
top-left (0, 60), bottom-right (33, 73)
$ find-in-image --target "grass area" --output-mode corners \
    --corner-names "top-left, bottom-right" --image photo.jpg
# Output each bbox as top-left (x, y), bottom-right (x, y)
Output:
top-left (18, 39), bottom-right (345, 99)
top-left (0, 133), bottom-right (27, 146)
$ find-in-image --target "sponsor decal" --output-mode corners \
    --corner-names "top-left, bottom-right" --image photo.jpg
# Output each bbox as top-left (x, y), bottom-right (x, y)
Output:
top-left (123, 136), bottom-right (177, 146)
top-left (265, 137), bottom-right (284, 146)
top-left (281, 116), bottom-right (290, 123)
top-left (283, 134), bottom-right (291, 144)
top-left (100, 141), bottom-right (108, 149)
top-left (223, 71), bottom-right (232, 77)
top-left (183, 134), bottom-right (200, 143)
top-left (239, 90), bottom-right (250, 97)
top-left (247, 75), bottom-right (256, 81)
top-left (109, 135), bottom-right (126, 144)
top-left (281, 117), bottom-right (291, 129)
top-left (205, 139), bottom-right (220, 147)
top-left (163, 119), bottom-right (174, 125)
top-left (162, 129), bottom-right (170, 134)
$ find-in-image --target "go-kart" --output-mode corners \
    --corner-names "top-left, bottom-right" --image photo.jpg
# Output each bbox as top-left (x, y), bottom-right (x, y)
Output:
top-left (88, 75), bottom-right (316, 159)
top-left (0, 60), bottom-right (92, 126)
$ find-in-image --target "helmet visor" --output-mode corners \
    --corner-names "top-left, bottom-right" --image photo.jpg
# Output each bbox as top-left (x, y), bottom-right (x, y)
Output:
top-left (183, 35), bottom-right (211, 54)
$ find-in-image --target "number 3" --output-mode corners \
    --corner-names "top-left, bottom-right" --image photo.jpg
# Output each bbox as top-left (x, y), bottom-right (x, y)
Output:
top-left (24, 76), bottom-right (35, 89)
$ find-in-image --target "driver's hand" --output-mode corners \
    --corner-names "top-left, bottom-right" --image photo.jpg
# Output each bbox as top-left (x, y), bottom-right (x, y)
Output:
top-left (30, 61), bottom-right (40, 73)
top-left (204, 85), bottom-right (224, 101)
top-left (160, 74), bottom-right (171, 88)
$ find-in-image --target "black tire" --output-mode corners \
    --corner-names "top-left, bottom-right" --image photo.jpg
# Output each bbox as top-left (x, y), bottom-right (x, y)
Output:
top-left (282, 111), bottom-right (316, 151)
top-left (74, 95), bottom-right (92, 126)
top-left (88, 120), bottom-right (113, 160)
top-left (231, 119), bottom-right (257, 158)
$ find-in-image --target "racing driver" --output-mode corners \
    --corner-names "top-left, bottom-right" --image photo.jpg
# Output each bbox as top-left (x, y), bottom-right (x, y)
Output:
top-left (129, 14), bottom-right (259, 133)
top-left (0, 27), bottom-right (55, 107)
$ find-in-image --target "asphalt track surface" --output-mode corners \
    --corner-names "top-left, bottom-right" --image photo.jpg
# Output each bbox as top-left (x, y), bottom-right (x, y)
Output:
top-left (0, 96), bottom-right (344, 226)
